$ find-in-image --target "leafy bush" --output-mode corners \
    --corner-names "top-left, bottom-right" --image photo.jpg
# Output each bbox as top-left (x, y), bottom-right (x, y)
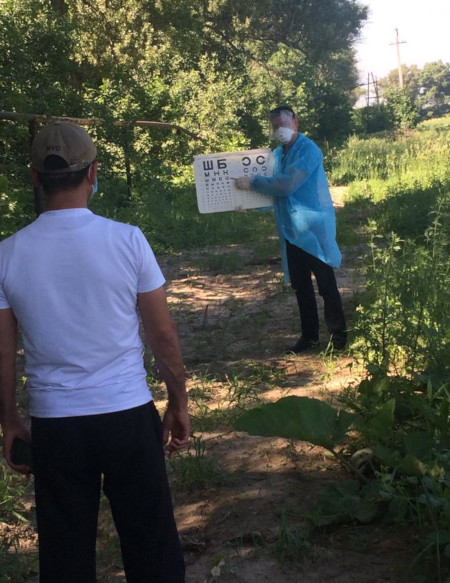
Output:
top-left (384, 86), bottom-right (420, 130)
top-left (352, 105), bottom-right (392, 135)
top-left (353, 205), bottom-right (449, 378)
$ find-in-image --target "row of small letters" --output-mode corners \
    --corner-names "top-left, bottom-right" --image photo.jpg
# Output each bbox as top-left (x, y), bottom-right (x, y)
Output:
top-left (202, 155), bottom-right (269, 179)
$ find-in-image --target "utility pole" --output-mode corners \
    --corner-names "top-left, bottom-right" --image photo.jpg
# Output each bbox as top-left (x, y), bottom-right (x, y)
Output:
top-left (389, 28), bottom-right (407, 87)
top-left (361, 75), bottom-right (378, 108)
top-left (371, 73), bottom-right (380, 110)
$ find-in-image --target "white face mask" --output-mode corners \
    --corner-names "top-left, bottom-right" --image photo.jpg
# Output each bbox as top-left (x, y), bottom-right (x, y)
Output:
top-left (274, 127), bottom-right (295, 144)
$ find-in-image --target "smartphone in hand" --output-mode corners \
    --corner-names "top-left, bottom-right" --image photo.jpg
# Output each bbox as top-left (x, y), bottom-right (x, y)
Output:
top-left (11, 438), bottom-right (33, 473)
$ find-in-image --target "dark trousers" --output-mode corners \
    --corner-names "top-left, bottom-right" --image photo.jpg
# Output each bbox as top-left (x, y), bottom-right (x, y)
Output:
top-left (286, 240), bottom-right (347, 342)
top-left (31, 402), bottom-right (185, 583)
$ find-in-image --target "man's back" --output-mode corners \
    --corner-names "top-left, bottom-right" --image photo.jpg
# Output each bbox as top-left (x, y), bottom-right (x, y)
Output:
top-left (0, 122), bottom-right (189, 582)
top-left (0, 208), bottom-right (164, 417)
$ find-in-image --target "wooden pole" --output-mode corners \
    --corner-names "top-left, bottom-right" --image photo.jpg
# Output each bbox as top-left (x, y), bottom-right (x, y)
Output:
top-left (371, 73), bottom-right (380, 110)
top-left (389, 29), bottom-right (407, 88)
top-left (395, 29), bottom-right (404, 88)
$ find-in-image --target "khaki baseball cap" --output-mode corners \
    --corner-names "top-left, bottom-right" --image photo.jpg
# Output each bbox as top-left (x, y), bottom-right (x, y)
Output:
top-left (31, 121), bottom-right (97, 173)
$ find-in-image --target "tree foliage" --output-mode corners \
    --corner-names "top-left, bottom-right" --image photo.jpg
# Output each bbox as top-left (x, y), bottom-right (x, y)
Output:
top-left (1, 0), bottom-right (368, 136)
top-left (378, 64), bottom-right (420, 102)
top-left (383, 86), bottom-right (420, 130)
top-left (0, 0), bottom-right (368, 238)
top-left (417, 60), bottom-right (450, 117)
top-left (378, 60), bottom-right (450, 121)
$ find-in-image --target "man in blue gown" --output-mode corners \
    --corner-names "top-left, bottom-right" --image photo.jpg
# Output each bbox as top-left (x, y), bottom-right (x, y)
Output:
top-left (235, 105), bottom-right (347, 353)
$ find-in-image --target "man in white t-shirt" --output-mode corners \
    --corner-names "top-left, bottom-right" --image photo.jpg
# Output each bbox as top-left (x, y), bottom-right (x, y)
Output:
top-left (0, 121), bottom-right (190, 582)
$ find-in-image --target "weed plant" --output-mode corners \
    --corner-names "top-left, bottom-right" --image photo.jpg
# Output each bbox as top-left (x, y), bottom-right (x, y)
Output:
top-left (169, 435), bottom-right (226, 493)
top-left (352, 206), bottom-right (449, 379)
top-left (189, 362), bottom-right (286, 432)
top-left (275, 510), bottom-right (315, 566)
top-left (0, 463), bottom-right (30, 524)
top-left (345, 189), bottom-right (450, 578)
top-left (330, 118), bottom-right (450, 256)
top-left (0, 463), bottom-right (37, 582)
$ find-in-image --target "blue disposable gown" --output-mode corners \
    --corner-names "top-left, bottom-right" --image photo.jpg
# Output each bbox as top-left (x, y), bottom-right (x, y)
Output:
top-left (251, 133), bottom-right (342, 284)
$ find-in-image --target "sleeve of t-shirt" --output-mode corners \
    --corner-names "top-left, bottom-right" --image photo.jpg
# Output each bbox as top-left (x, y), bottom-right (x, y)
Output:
top-left (0, 251), bottom-right (11, 308)
top-left (134, 228), bottom-right (166, 293)
top-left (0, 283), bottom-right (11, 309)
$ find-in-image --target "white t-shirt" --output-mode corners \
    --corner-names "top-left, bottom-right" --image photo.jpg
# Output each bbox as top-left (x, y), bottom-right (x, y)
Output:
top-left (0, 209), bottom-right (165, 418)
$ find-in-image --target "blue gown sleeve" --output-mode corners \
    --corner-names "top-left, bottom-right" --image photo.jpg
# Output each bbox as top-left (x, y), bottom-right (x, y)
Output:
top-left (251, 167), bottom-right (306, 197)
top-left (251, 139), bottom-right (323, 198)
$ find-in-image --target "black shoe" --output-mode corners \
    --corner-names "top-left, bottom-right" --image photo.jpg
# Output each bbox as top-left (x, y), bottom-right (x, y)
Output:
top-left (331, 334), bottom-right (347, 351)
top-left (285, 337), bottom-right (319, 354)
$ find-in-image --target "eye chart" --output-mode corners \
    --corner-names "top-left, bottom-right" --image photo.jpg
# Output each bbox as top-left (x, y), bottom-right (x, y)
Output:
top-left (193, 149), bottom-right (274, 213)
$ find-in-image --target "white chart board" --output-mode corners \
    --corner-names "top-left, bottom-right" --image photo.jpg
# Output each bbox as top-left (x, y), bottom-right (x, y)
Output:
top-left (194, 149), bottom-right (274, 214)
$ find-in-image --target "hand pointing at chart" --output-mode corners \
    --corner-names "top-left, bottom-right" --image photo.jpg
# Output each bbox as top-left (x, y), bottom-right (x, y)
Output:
top-left (234, 176), bottom-right (252, 190)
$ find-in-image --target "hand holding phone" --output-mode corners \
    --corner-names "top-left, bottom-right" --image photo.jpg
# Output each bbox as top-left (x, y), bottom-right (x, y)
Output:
top-left (11, 437), bottom-right (33, 473)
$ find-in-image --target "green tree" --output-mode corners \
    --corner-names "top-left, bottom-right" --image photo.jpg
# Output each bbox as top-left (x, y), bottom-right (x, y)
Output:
top-left (417, 60), bottom-right (450, 118)
top-left (1, 0), bottom-right (369, 238)
top-left (150, 0), bottom-right (368, 142)
top-left (378, 61), bottom-right (450, 121)
top-left (384, 86), bottom-right (419, 130)
top-left (378, 64), bottom-right (419, 102)
top-left (0, 0), bottom-right (81, 115)
top-left (0, 0), bottom-right (83, 236)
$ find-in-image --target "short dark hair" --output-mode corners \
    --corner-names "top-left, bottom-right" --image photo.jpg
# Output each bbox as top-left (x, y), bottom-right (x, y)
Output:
top-left (269, 105), bottom-right (297, 118)
top-left (37, 155), bottom-right (91, 195)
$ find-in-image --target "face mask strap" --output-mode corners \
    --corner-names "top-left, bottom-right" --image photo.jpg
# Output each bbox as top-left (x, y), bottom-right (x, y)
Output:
top-left (88, 163), bottom-right (95, 185)
top-left (87, 163), bottom-right (98, 198)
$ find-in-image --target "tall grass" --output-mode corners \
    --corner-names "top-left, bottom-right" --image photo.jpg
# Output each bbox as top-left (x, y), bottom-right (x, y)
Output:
top-left (329, 117), bottom-right (450, 189)
top-left (331, 117), bottom-right (450, 244)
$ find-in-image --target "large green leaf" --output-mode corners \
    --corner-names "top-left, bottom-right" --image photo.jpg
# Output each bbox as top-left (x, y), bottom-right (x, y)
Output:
top-left (404, 431), bottom-right (436, 461)
top-left (366, 398), bottom-right (396, 442)
top-left (374, 442), bottom-right (435, 476)
top-left (234, 396), bottom-right (359, 450)
top-left (373, 444), bottom-right (402, 468)
top-left (398, 454), bottom-right (428, 476)
top-left (312, 480), bottom-right (379, 526)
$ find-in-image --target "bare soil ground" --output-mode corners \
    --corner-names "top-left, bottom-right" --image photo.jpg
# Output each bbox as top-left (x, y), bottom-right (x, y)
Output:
top-left (154, 240), bottom-right (418, 583)
top-left (4, 191), bottom-right (423, 582)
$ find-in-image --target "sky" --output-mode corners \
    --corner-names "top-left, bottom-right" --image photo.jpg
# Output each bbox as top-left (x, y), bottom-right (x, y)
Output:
top-left (354, 0), bottom-right (450, 82)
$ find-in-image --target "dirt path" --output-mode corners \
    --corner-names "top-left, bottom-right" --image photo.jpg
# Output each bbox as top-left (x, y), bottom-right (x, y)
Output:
top-left (147, 236), bottom-right (417, 583)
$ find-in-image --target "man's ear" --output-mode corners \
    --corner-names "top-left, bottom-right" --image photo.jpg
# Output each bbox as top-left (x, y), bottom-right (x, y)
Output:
top-left (30, 167), bottom-right (41, 188)
top-left (88, 160), bottom-right (98, 185)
